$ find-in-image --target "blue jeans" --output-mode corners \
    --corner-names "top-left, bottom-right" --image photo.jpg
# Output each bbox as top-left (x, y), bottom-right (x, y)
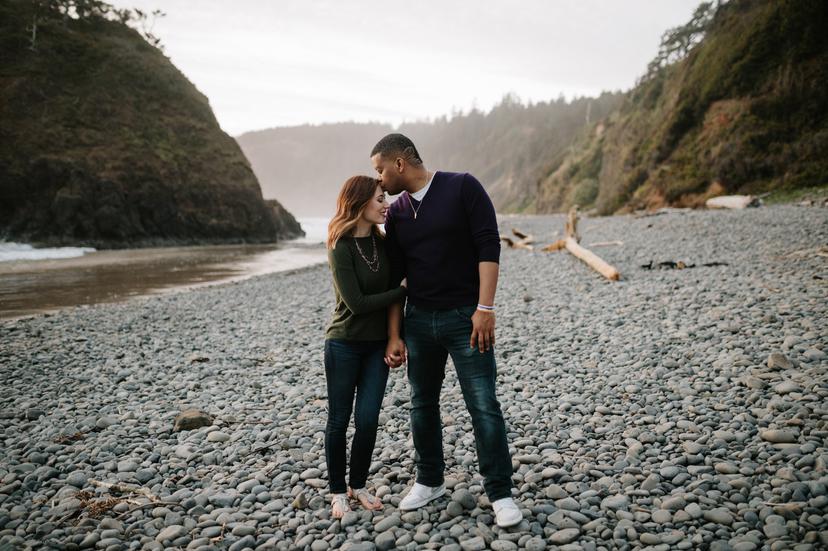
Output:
top-left (404, 304), bottom-right (513, 501)
top-left (324, 339), bottom-right (389, 494)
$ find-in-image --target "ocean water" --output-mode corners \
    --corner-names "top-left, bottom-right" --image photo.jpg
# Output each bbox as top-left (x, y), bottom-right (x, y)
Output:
top-left (294, 216), bottom-right (390, 244)
top-left (294, 217), bottom-right (329, 245)
top-left (0, 223), bottom-right (335, 319)
top-left (0, 216), bottom-right (328, 263)
top-left (0, 218), bottom-right (339, 319)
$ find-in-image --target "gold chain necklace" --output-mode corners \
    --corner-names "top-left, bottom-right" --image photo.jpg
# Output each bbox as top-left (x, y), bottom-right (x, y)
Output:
top-left (406, 171), bottom-right (430, 220)
top-left (353, 234), bottom-right (380, 272)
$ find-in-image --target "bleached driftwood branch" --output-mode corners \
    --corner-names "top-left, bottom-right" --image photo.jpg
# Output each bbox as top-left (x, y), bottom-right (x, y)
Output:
top-left (706, 195), bottom-right (761, 209)
top-left (501, 228), bottom-right (535, 250)
top-left (588, 240), bottom-right (623, 247)
top-left (89, 479), bottom-right (159, 501)
top-left (545, 206), bottom-right (621, 281)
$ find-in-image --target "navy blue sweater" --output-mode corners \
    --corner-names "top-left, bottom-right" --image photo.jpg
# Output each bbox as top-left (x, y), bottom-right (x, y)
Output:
top-left (385, 171), bottom-right (500, 310)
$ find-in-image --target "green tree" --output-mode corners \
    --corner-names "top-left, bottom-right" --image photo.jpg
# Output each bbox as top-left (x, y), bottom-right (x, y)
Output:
top-left (24, 0), bottom-right (165, 51)
top-left (643, 1), bottom-right (725, 81)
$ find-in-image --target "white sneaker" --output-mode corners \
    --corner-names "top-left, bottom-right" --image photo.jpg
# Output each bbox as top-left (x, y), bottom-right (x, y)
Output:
top-left (399, 482), bottom-right (446, 511)
top-left (492, 497), bottom-right (522, 528)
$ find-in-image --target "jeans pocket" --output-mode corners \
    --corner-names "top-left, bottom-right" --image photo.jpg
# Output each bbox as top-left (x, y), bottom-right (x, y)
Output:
top-left (404, 302), bottom-right (415, 318)
top-left (454, 305), bottom-right (476, 322)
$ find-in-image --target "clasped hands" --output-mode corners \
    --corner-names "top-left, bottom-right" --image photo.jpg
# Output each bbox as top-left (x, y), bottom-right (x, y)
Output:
top-left (384, 310), bottom-right (495, 368)
top-left (384, 337), bottom-right (406, 368)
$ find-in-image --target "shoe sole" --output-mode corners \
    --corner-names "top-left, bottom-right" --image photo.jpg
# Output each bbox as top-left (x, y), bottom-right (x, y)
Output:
top-left (398, 486), bottom-right (446, 511)
top-left (496, 514), bottom-right (523, 528)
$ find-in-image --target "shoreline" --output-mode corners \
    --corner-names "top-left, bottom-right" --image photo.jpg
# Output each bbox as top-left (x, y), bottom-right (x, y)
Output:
top-left (0, 260), bottom-right (331, 325)
top-left (0, 243), bottom-right (328, 322)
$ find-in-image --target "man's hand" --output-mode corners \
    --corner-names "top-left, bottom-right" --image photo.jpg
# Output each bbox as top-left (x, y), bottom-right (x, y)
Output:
top-left (470, 310), bottom-right (495, 353)
top-left (384, 337), bottom-right (407, 368)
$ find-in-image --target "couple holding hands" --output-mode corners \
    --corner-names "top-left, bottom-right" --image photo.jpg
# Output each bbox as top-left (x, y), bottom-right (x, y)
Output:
top-left (323, 133), bottom-right (522, 528)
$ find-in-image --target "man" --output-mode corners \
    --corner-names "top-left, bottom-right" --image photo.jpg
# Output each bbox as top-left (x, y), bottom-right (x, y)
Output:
top-left (371, 133), bottom-right (522, 528)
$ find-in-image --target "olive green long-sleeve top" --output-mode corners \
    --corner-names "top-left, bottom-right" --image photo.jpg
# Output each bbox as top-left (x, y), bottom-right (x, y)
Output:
top-left (326, 235), bottom-right (406, 341)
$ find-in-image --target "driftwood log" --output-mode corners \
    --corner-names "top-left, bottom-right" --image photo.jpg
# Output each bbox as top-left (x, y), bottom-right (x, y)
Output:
top-left (588, 240), bottom-right (623, 247)
top-left (501, 228), bottom-right (535, 250)
top-left (545, 207), bottom-right (621, 281)
top-left (541, 240), bottom-right (566, 252)
top-left (706, 195), bottom-right (761, 209)
top-left (89, 479), bottom-right (160, 501)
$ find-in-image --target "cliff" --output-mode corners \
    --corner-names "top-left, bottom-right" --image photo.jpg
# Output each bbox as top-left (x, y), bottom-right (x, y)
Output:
top-left (535, 0), bottom-right (828, 214)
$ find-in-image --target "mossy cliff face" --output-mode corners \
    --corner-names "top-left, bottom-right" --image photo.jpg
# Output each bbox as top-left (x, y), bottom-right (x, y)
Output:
top-left (536, 0), bottom-right (828, 214)
top-left (0, 1), bottom-right (302, 247)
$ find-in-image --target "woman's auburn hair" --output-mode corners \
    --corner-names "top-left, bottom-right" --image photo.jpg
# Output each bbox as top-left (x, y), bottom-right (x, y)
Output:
top-left (327, 175), bottom-right (384, 249)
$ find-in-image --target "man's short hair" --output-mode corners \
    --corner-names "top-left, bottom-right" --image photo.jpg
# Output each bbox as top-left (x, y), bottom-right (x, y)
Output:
top-left (371, 133), bottom-right (423, 166)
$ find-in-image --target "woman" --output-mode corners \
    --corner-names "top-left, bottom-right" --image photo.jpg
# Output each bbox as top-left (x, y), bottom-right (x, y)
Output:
top-left (324, 175), bottom-right (406, 519)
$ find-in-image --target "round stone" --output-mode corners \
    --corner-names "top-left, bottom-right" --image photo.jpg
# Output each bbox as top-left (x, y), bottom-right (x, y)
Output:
top-left (704, 508), bottom-right (734, 525)
top-left (652, 509), bottom-right (672, 524)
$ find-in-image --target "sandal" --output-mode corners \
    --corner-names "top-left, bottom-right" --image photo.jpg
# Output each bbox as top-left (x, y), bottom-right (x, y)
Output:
top-left (349, 487), bottom-right (383, 511)
top-left (331, 493), bottom-right (350, 519)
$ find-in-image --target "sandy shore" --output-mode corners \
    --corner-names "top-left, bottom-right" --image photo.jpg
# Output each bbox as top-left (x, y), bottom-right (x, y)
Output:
top-left (0, 206), bottom-right (826, 550)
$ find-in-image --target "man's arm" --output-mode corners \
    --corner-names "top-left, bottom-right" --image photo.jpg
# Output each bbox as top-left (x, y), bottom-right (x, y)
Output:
top-left (470, 261), bottom-right (498, 353)
top-left (461, 174), bottom-right (501, 354)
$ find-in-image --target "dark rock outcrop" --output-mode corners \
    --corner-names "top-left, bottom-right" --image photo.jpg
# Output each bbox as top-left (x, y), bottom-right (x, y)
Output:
top-left (0, 1), bottom-right (302, 247)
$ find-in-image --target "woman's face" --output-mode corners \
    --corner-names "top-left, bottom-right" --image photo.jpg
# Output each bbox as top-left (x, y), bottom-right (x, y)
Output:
top-left (361, 185), bottom-right (389, 225)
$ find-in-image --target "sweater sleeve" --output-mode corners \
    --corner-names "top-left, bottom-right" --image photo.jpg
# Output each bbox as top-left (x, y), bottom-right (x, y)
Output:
top-left (384, 204), bottom-right (407, 285)
top-left (461, 173), bottom-right (501, 263)
top-left (329, 244), bottom-right (406, 315)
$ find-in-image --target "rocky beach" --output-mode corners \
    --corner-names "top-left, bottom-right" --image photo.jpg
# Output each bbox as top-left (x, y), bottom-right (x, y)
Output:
top-left (1, 206), bottom-right (826, 551)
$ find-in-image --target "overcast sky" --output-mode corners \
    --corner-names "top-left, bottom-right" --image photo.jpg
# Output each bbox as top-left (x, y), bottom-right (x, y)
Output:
top-left (111, 0), bottom-right (701, 135)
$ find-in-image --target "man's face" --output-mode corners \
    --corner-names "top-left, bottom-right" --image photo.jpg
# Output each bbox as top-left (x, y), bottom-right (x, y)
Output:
top-left (371, 153), bottom-right (404, 195)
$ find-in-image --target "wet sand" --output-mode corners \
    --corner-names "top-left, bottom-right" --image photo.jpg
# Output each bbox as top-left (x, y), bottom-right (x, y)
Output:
top-left (0, 243), bottom-right (327, 320)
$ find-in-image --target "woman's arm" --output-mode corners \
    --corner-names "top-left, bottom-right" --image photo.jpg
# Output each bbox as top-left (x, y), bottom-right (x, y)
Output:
top-left (329, 245), bottom-right (406, 315)
top-left (384, 301), bottom-right (406, 367)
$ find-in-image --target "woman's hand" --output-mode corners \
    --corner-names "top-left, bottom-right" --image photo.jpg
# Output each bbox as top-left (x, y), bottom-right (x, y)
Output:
top-left (384, 337), bottom-right (407, 368)
top-left (400, 278), bottom-right (407, 288)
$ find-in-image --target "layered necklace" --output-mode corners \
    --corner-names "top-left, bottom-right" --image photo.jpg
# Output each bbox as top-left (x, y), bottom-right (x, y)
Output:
top-left (354, 233), bottom-right (380, 272)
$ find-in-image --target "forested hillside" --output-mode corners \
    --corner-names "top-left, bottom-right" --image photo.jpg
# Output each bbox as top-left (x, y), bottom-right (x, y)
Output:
top-left (237, 94), bottom-right (623, 216)
top-left (535, 0), bottom-right (828, 213)
top-left (0, 0), bottom-right (302, 247)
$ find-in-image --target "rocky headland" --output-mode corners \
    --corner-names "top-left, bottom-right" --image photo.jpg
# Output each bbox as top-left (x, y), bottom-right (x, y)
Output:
top-left (0, 1), bottom-right (302, 248)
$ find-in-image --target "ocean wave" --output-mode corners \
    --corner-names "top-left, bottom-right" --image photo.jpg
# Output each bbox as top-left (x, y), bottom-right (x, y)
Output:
top-left (0, 242), bottom-right (96, 262)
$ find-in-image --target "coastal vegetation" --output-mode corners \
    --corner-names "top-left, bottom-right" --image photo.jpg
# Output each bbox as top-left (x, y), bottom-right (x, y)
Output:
top-left (534, 0), bottom-right (828, 213)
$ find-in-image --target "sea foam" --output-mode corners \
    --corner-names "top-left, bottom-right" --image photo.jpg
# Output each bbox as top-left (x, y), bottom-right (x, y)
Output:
top-left (0, 242), bottom-right (96, 262)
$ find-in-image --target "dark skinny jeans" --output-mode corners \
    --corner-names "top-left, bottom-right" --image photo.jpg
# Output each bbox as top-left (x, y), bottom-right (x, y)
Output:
top-left (405, 304), bottom-right (514, 501)
top-left (324, 339), bottom-right (389, 494)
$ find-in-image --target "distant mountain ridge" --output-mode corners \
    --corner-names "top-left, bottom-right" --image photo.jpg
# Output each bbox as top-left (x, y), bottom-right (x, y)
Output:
top-left (237, 94), bottom-right (623, 216)
top-left (0, 0), bottom-right (302, 247)
top-left (237, 122), bottom-right (392, 217)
